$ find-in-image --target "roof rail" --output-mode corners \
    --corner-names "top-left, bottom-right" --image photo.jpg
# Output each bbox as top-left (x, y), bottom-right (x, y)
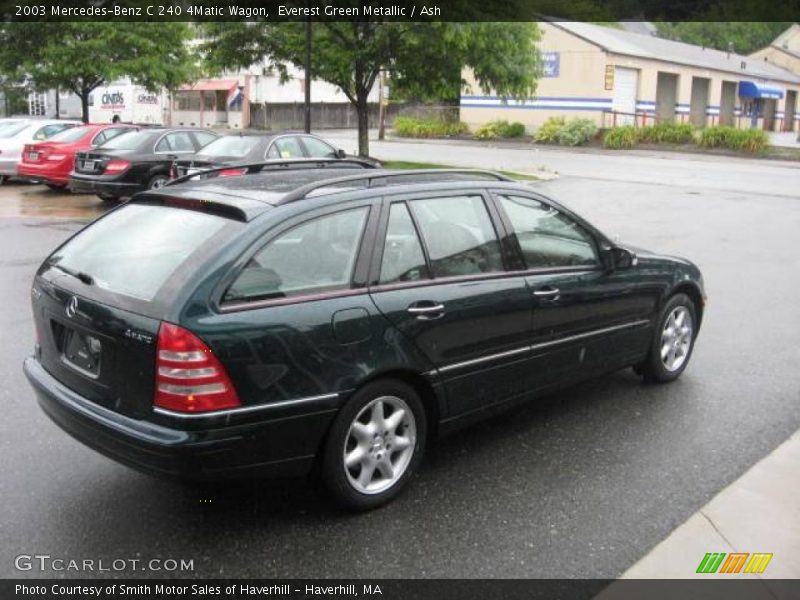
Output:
top-left (277, 169), bottom-right (514, 205)
top-left (166, 158), bottom-right (377, 187)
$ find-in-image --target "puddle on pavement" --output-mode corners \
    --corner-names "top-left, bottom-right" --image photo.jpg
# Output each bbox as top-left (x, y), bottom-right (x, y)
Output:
top-left (0, 182), bottom-right (112, 219)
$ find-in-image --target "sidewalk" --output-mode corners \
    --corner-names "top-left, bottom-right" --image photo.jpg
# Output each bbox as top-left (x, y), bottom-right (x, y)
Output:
top-left (769, 132), bottom-right (800, 148)
top-left (617, 428), bottom-right (799, 580)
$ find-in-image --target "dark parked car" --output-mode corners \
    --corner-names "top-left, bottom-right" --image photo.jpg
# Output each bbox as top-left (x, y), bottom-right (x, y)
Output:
top-left (24, 168), bottom-right (705, 510)
top-left (172, 132), bottom-right (378, 179)
top-left (69, 127), bottom-right (218, 201)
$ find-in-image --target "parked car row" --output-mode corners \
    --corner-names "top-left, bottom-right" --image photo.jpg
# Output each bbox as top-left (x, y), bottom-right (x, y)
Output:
top-left (8, 123), bottom-right (372, 200)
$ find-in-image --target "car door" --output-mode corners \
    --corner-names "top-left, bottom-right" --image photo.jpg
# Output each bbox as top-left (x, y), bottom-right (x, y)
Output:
top-left (491, 191), bottom-right (655, 386)
top-left (209, 201), bottom-right (381, 409)
top-left (368, 190), bottom-right (534, 419)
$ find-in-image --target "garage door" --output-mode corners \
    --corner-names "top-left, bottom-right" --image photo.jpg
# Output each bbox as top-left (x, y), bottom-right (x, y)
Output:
top-left (613, 67), bottom-right (638, 125)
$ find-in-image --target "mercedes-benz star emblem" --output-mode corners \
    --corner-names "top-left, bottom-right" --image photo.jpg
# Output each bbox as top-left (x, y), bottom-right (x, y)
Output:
top-left (66, 296), bottom-right (79, 319)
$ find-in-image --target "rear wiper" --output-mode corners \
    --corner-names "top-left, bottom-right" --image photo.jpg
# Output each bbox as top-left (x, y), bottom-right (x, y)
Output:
top-left (52, 264), bottom-right (94, 286)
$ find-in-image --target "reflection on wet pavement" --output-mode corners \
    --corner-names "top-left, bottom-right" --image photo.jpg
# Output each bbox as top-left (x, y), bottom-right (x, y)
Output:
top-left (0, 182), bottom-right (111, 220)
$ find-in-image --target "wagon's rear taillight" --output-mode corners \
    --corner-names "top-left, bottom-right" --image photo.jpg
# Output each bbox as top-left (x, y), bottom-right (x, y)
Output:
top-left (154, 322), bottom-right (240, 413)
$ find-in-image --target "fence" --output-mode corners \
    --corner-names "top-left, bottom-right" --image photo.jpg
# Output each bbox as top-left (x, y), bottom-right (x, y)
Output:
top-left (248, 102), bottom-right (459, 130)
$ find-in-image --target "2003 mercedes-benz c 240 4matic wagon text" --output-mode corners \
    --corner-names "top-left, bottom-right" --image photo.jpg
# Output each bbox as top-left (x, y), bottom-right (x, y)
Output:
top-left (24, 167), bottom-right (705, 509)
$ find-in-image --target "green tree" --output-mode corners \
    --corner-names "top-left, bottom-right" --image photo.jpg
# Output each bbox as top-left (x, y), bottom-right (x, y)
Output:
top-left (0, 23), bottom-right (198, 122)
top-left (202, 22), bottom-right (541, 157)
top-left (656, 22), bottom-right (793, 55)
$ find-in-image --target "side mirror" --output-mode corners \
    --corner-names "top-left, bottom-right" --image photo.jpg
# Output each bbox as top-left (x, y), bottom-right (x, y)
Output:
top-left (335, 148), bottom-right (347, 159)
top-left (604, 246), bottom-right (637, 270)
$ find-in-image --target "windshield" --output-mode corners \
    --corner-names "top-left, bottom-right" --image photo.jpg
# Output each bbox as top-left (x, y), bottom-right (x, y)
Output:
top-left (0, 122), bottom-right (30, 138)
top-left (47, 125), bottom-right (94, 143)
top-left (48, 204), bottom-right (228, 301)
top-left (199, 136), bottom-right (261, 159)
top-left (99, 130), bottom-right (156, 150)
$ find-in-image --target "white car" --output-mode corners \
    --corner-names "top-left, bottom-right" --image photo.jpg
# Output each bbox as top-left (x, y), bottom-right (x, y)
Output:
top-left (0, 119), bottom-right (80, 182)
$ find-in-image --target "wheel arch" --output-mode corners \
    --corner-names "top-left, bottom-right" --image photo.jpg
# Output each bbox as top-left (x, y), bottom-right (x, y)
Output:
top-left (349, 368), bottom-right (443, 440)
top-left (669, 281), bottom-right (705, 331)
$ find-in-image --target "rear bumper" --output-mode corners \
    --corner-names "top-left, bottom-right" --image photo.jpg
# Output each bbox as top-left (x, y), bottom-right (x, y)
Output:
top-left (24, 356), bottom-right (338, 480)
top-left (68, 175), bottom-right (142, 198)
top-left (0, 158), bottom-right (21, 177)
top-left (17, 163), bottom-right (70, 186)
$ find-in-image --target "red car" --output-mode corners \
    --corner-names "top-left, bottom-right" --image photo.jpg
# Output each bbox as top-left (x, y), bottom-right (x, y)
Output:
top-left (17, 123), bottom-right (138, 190)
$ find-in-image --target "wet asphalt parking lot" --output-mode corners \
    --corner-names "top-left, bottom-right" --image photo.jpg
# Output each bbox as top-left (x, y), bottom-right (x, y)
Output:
top-left (1, 145), bottom-right (799, 578)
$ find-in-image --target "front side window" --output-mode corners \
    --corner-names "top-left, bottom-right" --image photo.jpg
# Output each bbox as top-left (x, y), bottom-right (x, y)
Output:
top-left (301, 136), bottom-right (337, 158)
top-left (379, 203), bottom-right (430, 284)
top-left (409, 195), bottom-right (503, 278)
top-left (497, 195), bottom-right (598, 269)
top-left (224, 207), bottom-right (369, 303)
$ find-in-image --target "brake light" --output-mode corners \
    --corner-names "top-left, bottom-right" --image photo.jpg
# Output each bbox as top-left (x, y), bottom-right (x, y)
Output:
top-left (104, 159), bottom-right (131, 174)
top-left (218, 168), bottom-right (247, 177)
top-left (154, 322), bottom-right (241, 413)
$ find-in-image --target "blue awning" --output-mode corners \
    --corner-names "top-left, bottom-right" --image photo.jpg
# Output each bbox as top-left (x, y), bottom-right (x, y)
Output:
top-left (738, 81), bottom-right (784, 99)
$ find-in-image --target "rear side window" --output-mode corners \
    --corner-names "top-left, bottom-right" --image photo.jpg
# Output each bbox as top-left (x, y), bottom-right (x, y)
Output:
top-left (301, 136), bottom-right (337, 158)
top-left (193, 131), bottom-right (218, 148)
top-left (497, 195), bottom-right (598, 269)
top-left (273, 137), bottom-right (303, 158)
top-left (409, 195), bottom-right (503, 278)
top-left (48, 204), bottom-right (226, 301)
top-left (224, 207), bottom-right (369, 303)
top-left (33, 123), bottom-right (74, 141)
top-left (156, 132), bottom-right (194, 152)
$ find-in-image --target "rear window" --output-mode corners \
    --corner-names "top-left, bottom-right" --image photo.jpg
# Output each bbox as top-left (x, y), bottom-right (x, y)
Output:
top-left (100, 130), bottom-right (155, 150)
top-left (201, 136), bottom-right (261, 158)
top-left (48, 125), bottom-right (93, 143)
top-left (0, 122), bottom-right (29, 138)
top-left (48, 204), bottom-right (226, 301)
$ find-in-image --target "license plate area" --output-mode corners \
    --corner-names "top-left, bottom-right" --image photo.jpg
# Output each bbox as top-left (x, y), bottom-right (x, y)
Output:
top-left (29, 152), bottom-right (39, 160)
top-left (61, 327), bottom-right (103, 378)
top-left (80, 160), bottom-right (96, 171)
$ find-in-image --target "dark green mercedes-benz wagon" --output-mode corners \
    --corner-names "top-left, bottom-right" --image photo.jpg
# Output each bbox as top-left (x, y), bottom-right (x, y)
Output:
top-left (24, 166), bottom-right (705, 509)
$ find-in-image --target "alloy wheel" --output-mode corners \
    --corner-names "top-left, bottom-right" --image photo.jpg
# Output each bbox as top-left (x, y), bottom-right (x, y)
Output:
top-left (661, 306), bottom-right (693, 372)
top-left (343, 395), bottom-right (416, 495)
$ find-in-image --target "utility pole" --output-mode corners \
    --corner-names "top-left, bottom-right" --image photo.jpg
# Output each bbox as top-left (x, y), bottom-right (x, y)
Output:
top-left (377, 69), bottom-right (386, 140)
top-left (304, 19), bottom-right (312, 133)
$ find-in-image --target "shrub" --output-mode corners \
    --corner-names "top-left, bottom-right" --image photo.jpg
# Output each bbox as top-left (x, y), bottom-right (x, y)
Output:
top-left (697, 126), bottom-right (768, 153)
top-left (474, 120), bottom-right (526, 140)
top-left (602, 126), bottom-right (638, 149)
top-left (636, 123), bottom-right (695, 145)
top-left (533, 117), bottom-right (566, 143)
top-left (556, 118), bottom-right (598, 146)
top-left (393, 116), bottom-right (468, 138)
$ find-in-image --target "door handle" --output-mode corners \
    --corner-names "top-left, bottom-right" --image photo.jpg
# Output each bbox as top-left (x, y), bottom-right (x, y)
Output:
top-left (533, 287), bottom-right (560, 299)
top-left (407, 302), bottom-right (445, 319)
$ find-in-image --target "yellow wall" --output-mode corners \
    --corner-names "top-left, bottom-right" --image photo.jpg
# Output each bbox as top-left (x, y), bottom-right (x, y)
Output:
top-left (461, 22), bottom-right (800, 133)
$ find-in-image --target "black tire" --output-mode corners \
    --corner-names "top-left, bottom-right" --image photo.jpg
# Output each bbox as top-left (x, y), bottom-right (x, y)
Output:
top-left (147, 174), bottom-right (169, 190)
top-left (0, 175), bottom-right (6, 185)
top-left (45, 183), bottom-right (66, 192)
top-left (640, 293), bottom-right (698, 383)
top-left (97, 194), bottom-right (120, 203)
top-left (321, 379), bottom-right (427, 511)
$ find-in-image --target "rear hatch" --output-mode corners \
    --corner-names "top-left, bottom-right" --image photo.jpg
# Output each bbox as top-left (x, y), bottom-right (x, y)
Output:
top-left (31, 200), bottom-right (243, 418)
